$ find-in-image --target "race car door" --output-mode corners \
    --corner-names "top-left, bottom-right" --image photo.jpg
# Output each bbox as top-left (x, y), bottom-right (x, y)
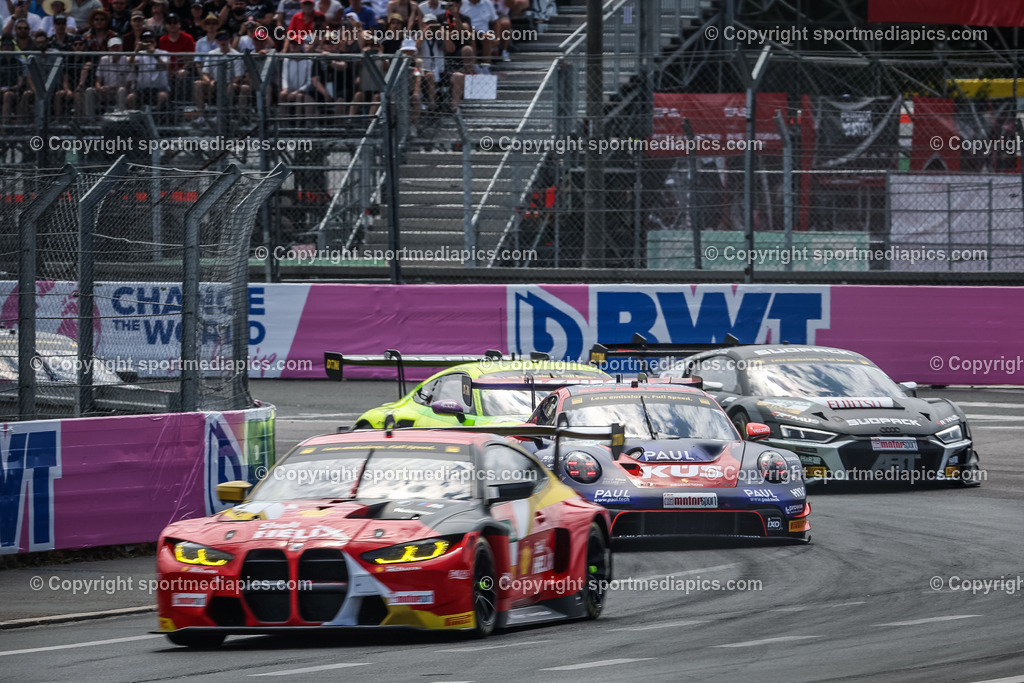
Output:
top-left (482, 442), bottom-right (556, 607)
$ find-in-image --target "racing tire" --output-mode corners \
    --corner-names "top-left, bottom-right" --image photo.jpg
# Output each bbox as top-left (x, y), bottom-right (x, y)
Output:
top-left (471, 538), bottom-right (498, 638)
top-left (731, 409), bottom-right (751, 438)
top-left (165, 631), bottom-right (226, 649)
top-left (353, 420), bottom-right (373, 430)
top-left (583, 522), bottom-right (610, 620)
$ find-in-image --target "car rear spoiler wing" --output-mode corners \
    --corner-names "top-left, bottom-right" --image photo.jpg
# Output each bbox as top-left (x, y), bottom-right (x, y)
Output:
top-left (401, 423), bottom-right (626, 472)
top-left (469, 376), bottom-right (612, 410)
top-left (324, 349), bottom-right (549, 398)
top-left (588, 333), bottom-right (742, 375)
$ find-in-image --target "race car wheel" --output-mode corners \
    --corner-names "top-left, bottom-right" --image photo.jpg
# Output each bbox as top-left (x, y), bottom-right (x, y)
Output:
top-left (584, 522), bottom-right (610, 620)
top-left (353, 421), bottom-right (373, 430)
top-left (471, 538), bottom-right (498, 638)
top-left (731, 409), bottom-right (751, 438)
top-left (165, 631), bottom-right (226, 649)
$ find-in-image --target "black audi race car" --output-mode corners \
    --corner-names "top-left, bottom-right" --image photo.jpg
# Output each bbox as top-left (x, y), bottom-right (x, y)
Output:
top-left (590, 339), bottom-right (980, 486)
top-left (518, 380), bottom-right (810, 541)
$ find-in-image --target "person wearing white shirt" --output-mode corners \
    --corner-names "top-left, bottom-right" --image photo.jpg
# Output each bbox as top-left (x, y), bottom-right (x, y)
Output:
top-left (3, 0), bottom-right (42, 34)
top-left (368, 0), bottom-right (387, 25)
top-left (278, 36), bottom-right (311, 121)
top-left (39, 0), bottom-right (76, 35)
top-left (127, 30), bottom-right (170, 110)
top-left (194, 30), bottom-right (248, 117)
top-left (462, 0), bottom-right (510, 66)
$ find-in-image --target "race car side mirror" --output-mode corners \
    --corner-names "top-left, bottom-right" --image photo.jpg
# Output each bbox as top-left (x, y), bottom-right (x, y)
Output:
top-left (898, 381), bottom-right (918, 397)
top-left (216, 480), bottom-right (252, 503)
top-left (746, 423), bottom-right (771, 441)
top-left (432, 399), bottom-right (467, 421)
top-left (488, 481), bottom-right (534, 504)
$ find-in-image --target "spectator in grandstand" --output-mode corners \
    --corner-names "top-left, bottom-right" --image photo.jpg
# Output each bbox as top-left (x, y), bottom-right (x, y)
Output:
top-left (66, 0), bottom-right (100, 27)
top-left (460, 0), bottom-right (502, 70)
top-left (351, 27), bottom-right (380, 115)
top-left (236, 15), bottom-right (271, 50)
top-left (10, 17), bottom-right (34, 50)
top-left (107, 0), bottom-right (131, 33)
top-left (120, 9), bottom-right (145, 49)
top-left (39, 0), bottom-right (76, 35)
top-left (90, 34), bottom-right (129, 112)
top-left (386, 0), bottom-right (419, 31)
top-left (284, 0), bottom-right (321, 49)
top-left (314, 0), bottom-right (339, 27)
top-left (376, 11), bottom-right (403, 53)
top-left (82, 7), bottom-right (113, 48)
top-left (220, 0), bottom-right (250, 35)
top-left (158, 11), bottom-right (193, 102)
top-left (144, 0), bottom-right (167, 36)
top-left (167, 0), bottom-right (191, 25)
top-left (273, 0), bottom-right (298, 29)
top-left (418, 0), bottom-right (442, 21)
top-left (193, 30), bottom-right (247, 119)
top-left (277, 33), bottom-right (310, 120)
top-left (185, 0), bottom-right (205, 37)
top-left (48, 13), bottom-right (72, 47)
top-left (309, 31), bottom-right (357, 121)
top-left (397, 38), bottom-right (422, 131)
top-left (417, 11), bottom-right (446, 111)
top-left (3, 1), bottom-right (41, 34)
top-left (54, 34), bottom-right (93, 115)
top-left (441, 0), bottom-right (476, 75)
top-left (367, 0), bottom-right (386, 26)
top-left (342, 0), bottom-right (374, 28)
top-left (126, 29), bottom-right (169, 111)
top-left (192, 9), bottom-right (216, 54)
top-left (0, 34), bottom-right (29, 122)
top-left (492, 0), bottom-right (524, 60)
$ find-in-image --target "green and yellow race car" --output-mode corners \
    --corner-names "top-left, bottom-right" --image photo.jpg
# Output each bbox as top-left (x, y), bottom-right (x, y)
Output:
top-left (324, 350), bottom-right (612, 429)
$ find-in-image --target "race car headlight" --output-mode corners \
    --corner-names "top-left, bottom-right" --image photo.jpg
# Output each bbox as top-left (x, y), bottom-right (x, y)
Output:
top-left (173, 541), bottom-right (233, 566)
top-left (936, 424), bottom-right (964, 443)
top-left (758, 451), bottom-right (789, 484)
top-left (563, 450), bottom-right (601, 484)
top-left (779, 425), bottom-right (837, 443)
top-left (362, 535), bottom-right (462, 565)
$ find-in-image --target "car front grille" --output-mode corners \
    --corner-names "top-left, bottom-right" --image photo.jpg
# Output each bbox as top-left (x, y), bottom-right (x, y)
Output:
top-left (611, 511), bottom-right (766, 538)
top-left (297, 549), bottom-right (349, 623)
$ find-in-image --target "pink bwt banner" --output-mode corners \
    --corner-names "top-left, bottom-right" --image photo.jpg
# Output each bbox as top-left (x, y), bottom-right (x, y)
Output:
top-left (279, 284), bottom-right (1024, 385)
top-left (0, 405), bottom-right (275, 554)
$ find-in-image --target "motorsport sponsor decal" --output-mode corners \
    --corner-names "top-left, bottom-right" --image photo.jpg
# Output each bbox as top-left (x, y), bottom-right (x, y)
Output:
top-left (743, 488), bottom-right (780, 503)
top-left (870, 437), bottom-right (918, 451)
top-left (847, 417), bottom-right (921, 427)
top-left (594, 489), bottom-right (632, 504)
top-left (252, 522), bottom-right (350, 541)
top-left (821, 397), bottom-right (896, 410)
top-left (531, 541), bottom-right (554, 574)
top-left (389, 590), bottom-right (434, 606)
top-left (445, 613), bottom-right (474, 626)
top-left (448, 569), bottom-right (470, 580)
top-left (936, 415), bottom-right (960, 426)
top-left (507, 285), bottom-right (831, 361)
top-left (171, 593), bottom-right (207, 608)
top-left (778, 413), bottom-right (819, 424)
top-left (752, 346), bottom-right (854, 357)
top-left (785, 504), bottom-right (805, 515)
top-left (642, 465), bottom-right (725, 479)
top-left (790, 486), bottom-right (806, 498)
top-left (663, 492), bottom-right (718, 509)
top-left (766, 517), bottom-right (783, 530)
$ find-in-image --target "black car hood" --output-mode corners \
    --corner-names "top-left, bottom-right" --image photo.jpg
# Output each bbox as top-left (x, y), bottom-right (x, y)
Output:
top-left (754, 395), bottom-right (960, 436)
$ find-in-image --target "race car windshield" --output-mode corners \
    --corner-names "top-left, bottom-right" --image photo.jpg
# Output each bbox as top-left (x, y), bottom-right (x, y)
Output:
top-left (745, 362), bottom-right (904, 398)
top-left (477, 370), bottom-right (607, 416)
top-left (357, 455), bottom-right (474, 501)
top-left (563, 398), bottom-right (736, 440)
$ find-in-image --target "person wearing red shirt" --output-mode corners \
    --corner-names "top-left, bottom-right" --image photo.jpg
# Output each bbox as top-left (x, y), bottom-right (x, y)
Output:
top-left (284, 0), bottom-right (321, 50)
top-left (158, 13), bottom-right (196, 103)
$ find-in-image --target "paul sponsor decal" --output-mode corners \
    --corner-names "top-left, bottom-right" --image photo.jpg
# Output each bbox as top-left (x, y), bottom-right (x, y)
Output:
top-left (663, 492), bottom-right (718, 509)
top-left (743, 488), bottom-right (780, 503)
top-left (594, 489), bottom-right (631, 504)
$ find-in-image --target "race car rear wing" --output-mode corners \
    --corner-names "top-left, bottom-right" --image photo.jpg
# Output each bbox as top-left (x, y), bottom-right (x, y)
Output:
top-left (404, 423), bottom-right (626, 475)
top-left (588, 333), bottom-right (742, 375)
top-left (324, 349), bottom-right (549, 398)
top-left (470, 376), bottom-right (613, 410)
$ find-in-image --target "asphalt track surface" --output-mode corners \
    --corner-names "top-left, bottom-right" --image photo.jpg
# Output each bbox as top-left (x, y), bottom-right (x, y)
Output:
top-left (2, 381), bottom-right (1023, 682)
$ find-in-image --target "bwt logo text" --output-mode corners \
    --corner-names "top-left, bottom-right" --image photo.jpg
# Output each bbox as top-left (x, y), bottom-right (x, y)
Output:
top-left (507, 285), bottom-right (831, 360)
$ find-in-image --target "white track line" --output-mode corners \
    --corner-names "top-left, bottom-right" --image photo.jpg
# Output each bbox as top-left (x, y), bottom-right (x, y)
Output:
top-left (251, 663), bottom-right (372, 676)
top-left (714, 636), bottom-right (823, 648)
top-left (609, 619), bottom-right (709, 632)
top-left (541, 658), bottom-right (653, 671)
top-left (875, 614), bottom-right (981, 627)
top-left (0, 634), bottom-right (160, 657)
top-left (438, 639), bottom-right (551, 653)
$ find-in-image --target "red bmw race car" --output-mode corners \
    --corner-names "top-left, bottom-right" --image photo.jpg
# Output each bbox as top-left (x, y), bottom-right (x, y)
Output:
top-left (155, 428), bottom-right (613, 647)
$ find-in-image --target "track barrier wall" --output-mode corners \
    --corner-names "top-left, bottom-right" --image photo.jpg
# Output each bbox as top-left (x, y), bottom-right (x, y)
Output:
top-left (0, 403), bottom-right (274, 555)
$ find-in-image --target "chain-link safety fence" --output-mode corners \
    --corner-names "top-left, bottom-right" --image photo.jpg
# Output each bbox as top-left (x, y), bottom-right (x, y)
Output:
top-left (1, 159), bottom-right (288, 421)
top-left (4, 0), bottom-right (1024, 284)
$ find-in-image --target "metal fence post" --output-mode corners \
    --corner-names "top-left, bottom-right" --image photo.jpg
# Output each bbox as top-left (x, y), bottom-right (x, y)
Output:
top-left (181, 164), bottom-right (242, 413)
top-left (775, 110), bottom-right (793, 271)
top-left (77, 155), bottom-right (129, 417)
top-left (682, 118), bottom-right (701, 269)
top-left (454, 110), bottom-right (475, 266)
top-left (18, 165), bottom-right (78, 421)
top-left (227, 163), bottom-right (290, 409)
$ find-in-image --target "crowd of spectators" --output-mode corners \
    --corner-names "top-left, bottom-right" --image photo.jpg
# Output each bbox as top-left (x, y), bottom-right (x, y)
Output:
top-left (0, 0), bottom-right (537, 127)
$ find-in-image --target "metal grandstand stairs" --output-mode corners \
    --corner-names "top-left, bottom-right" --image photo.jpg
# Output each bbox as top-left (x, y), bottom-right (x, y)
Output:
top-left (360, 1), bottom-right (590, 257)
